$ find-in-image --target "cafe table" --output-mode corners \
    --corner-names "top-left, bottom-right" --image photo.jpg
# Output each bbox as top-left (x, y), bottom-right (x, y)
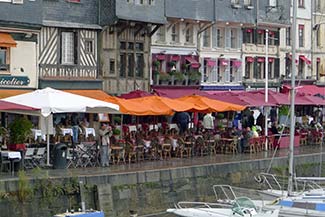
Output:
top-left (1, 151), bottom-right (21, 175)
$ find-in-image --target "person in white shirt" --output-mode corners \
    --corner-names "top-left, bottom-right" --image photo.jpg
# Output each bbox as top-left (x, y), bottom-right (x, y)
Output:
top-left (98, 123), bottom-right (113, 167)
top-left (203, 113), bottom-right (215, 131)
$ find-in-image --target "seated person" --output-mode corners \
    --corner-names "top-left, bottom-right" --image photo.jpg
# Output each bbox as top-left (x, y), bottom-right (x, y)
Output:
top-left (251, 126), bottom-right (259, 138)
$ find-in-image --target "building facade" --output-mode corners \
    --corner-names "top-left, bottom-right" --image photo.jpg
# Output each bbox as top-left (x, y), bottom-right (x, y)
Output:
top-left (313, 0), bottom-right (325, 84)
top-left (0, 0), bottom-right (42, 90)
top-left (242, 0), bottom-right (290, 90)
top-left (151, 0), bottom-right (214, 89)
top-left (39, 0), bottom-right (102, 90)
top-left (99, 0), bottom-right (166, 95)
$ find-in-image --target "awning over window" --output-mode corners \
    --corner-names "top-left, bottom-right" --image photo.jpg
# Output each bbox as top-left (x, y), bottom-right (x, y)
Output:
top-left (257, 29), bottom-right (265, 34)
top-left (257, 57), bottom-right (265, 63)
top-left (185, 56), bottom-right (200, 68)
top-left (0, 33), bottom-right (17, 47)
top-left (268, 57), bottom-right (274, 63)
top-left (246, 28), bottom-right (253, 33)
top-left (156, 54), bottom-right (166, 61)
top-left (219, 59), bottom-right (229, 66)
top-left (299, 55), bottom-right (311, 65)
top-left (171, 55), bottom-right (180, 61)
top-left (246, 57), bottom-right (254, 63)
top-left (317, 57), bottom-right (321, 62)
top-left (206, 59), bottom-right (216, 67)
top-left (232, 60), bottom-right (242, 68)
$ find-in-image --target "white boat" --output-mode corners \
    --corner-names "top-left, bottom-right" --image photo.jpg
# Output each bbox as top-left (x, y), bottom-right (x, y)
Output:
top-left (167, 197), bottom-right (279, 217)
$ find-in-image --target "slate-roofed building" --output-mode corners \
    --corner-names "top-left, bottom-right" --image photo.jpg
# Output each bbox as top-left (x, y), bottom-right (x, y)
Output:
top-left (39, 0), bottom-right (102, 90)
top-left (0, 0), bottom-right (42, 90)
top-left (99, 0), bottom-right (166, 95)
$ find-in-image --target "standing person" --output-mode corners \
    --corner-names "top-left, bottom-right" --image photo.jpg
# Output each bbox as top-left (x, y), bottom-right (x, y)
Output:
top-left (177, 112), bottom-right (190, 134)
top-left (203, 113), bottom-right (215, 132)
top-left (99, 123), bottom-right (113, 167)
top-left (248, 111), bottom-right (255, 128)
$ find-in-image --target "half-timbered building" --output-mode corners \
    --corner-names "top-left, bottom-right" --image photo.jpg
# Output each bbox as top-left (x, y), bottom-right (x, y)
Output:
top-left (99, 0), bottom-right (166, 95)
top-left (39, 0), bottom-right (102, 90)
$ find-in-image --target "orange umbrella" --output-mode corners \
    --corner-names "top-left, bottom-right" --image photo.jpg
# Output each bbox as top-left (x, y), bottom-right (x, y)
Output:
top-left (65, 90), bottom-right (172, 116)
top-left (178, 95), bottom-right (246, 112)
top-left (128, 95), bottom-right (203, 114)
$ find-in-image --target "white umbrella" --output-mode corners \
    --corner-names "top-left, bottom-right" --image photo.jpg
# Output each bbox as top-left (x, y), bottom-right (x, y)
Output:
top-left (2, 87), bottom-right (120, 166)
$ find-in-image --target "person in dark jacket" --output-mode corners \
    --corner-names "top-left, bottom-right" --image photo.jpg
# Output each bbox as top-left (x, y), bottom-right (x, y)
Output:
top-left (177, 112), bottom-right (190, 134)
top-left (248, 111), bottom-right (255, 128)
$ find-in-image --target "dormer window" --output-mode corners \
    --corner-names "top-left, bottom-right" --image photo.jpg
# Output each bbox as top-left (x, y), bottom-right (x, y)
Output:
top-left (231, 0), bottom-right (241, 8)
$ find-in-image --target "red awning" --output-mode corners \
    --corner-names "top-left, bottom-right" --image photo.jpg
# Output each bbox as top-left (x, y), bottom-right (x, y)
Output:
top-left (153, 87), bottom-right (205, 99)
top-left (299, 55), bottom-right (311, 65)
top-left (185, 56), bottom-right (200, 68)
top-left (269, 31), bottom-right (275, 36)
top-left (257, 57), bottom-right (265, 63)
top-left (268, 58), bottom-right (274, 63)
top-left (282, 85), bottom-right (325, 96)
top-left (246, 57), bottom-right (254, 63)
top-left (119, 90), bottom-right (152, 99)
top-left (257, 29), bottom-right (265, 34)
top-left (171, 55), bottom-right (180, 61)
top-left (219, 59), bottom-right (229, 66)
top-left (232, 60), bottom-right (242, 68)
top-left (317, 57), bottom-right (321, 62)
top-left (206, 59), bottom-right (216, 67)
top-left (0, 100), bottom-right (38, 111)
top-left (156, 54), bottom-right (165, 61)
top-left (246, 29), bottom-right (253, 33)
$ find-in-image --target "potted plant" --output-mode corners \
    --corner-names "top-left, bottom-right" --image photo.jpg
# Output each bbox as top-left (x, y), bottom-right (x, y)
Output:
top-left (9, 117), bottom-right (33, 151)
top-left (113, 128), bottom-right (121, 140)
top-left (152, 60), bottom-right (161, 69)
top-left (174, 71), bottom-right (185, 85)
top-left (159, 72), bottom-right (171, 85)
top-left (188, 70), bottom-right (201, 85)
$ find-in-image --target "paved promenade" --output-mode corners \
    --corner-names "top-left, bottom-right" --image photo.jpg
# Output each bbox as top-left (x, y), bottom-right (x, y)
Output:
top-left (0, 146), bottom-right (323, 181)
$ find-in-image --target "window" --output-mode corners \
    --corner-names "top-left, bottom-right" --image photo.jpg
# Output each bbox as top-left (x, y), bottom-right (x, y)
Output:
top-left (120, 41), bottom-right (126, 49)
top-left (156, 26), bottom-right (166, 42)
top-left (231, 0), bottom-right (240, 4)
top-left (136, 53), bottom-right (144, 77)
top-left (203, 29), bottom-right (210, 47)
top-left (286, 28), bottom-right (291, 46)
top-left (243, 29), bottom-right (253, 43)
top-left (269, 0), bottom-right (277, 7)
top-left (185, 23), bottom-right (193, 43)
top-left (257, 30), bottom-right (265, 44)
top-left (0, 47), bottom-right (9, 71)
top-left (61, 32), bottom-right (75, 64)
top-left (317, 59), bottom-right (320, 78)
top-left (298, 58), bottom-right (305, 78)
top-left (316, 0), bottom-right (321, 12)
top-left (120, 54), bottom-right (126, 77)
top-left (244, 0), bottom-right (252, 6)
top-left (230, 29), bottom-right (237, 48)
top-left (135, 42), bottom-right (144, 51)
top-left (217, 28), bottom-right (224, 48)
top-left (256, 60), bottom-right (264, 79)
top-left (245, 61), bottom-right (253, 79)
top-left (298, 25), bottom-right (304, 47)
top-left (298, 0), bottom-right (304, 8)
top-left (85, 40), bottom-right (94, 54)
top-left (128, 54), bottom-right (134, 77)
top-left (134, 0), bottom-right (143, 4)
top-left (171, 24), bottom-right (180, 43)
top-left (317, 28), bottom-right (321, 47)
top-left (286, 55), bottom-right (292, 78)
top-left (148, 0), bottom-right (154, 5)
top-left (109, 59), bottom-right (115, 74)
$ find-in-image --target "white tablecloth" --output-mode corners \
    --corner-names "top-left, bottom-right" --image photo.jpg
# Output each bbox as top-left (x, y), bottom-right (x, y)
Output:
top-left (149, 124), bottom-right (158, 131)
top-left (61, 128), bottom-right (73, 136)
top-left (2, 151), bottom-right (21, 159)
top-left (31, 129), bottom-right (46, 141)
top-left (169, 124), bottom-right (179, 131)
top-left (84, 127), bottom-right (96, 138)
top-left (128, 125), bottom-right (137, 132)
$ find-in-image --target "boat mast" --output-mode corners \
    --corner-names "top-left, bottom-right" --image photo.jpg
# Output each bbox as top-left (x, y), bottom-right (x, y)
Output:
top-left (288, 0), bottom-right (297, 196)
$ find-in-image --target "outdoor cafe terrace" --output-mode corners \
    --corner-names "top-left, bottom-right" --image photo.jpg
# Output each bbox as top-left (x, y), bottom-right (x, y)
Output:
top-left (0, 87), bottom-right (323, 175)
